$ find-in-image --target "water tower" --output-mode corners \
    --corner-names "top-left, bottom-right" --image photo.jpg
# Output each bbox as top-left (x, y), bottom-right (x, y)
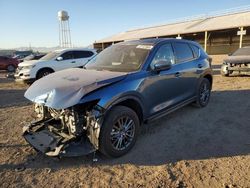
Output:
top-left (58, 10), bottom-right (72, 48)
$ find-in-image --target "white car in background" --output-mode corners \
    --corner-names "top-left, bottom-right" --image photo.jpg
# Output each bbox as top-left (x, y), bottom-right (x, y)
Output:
top-left (15, 48), bottom-right (97, 83)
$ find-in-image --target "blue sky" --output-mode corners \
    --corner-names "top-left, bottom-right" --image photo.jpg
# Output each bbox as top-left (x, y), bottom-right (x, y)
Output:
top-left (0, 0), bottom-right (250, 49)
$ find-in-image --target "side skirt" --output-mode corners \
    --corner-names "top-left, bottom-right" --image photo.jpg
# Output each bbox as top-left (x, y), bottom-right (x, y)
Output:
top-left (145, 97), bottom-right (196, 124)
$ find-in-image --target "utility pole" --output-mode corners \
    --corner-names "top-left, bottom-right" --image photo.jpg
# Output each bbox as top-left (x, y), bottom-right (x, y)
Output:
top-left (237, 27), bottom-right (246, 48)
top-left (204, 31), bottom-right (208, 52)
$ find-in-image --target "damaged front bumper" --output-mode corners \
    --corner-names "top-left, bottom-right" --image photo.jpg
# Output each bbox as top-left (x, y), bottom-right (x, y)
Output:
top-left (23, 125), bottom-right (95, 157)
top-left (23, 104), bottom-right (105, 157)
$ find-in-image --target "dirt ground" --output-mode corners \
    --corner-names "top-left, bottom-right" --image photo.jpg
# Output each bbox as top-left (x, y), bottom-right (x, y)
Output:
top-left (0, 55), bottom-right (249, 188)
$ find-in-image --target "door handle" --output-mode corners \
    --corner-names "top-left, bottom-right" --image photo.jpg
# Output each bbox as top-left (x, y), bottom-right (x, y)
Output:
top-left (71, 61), bottom-right (76, 63)
top-left (175, 72), bottom-right (181, 78)
top-left (198, 63), bottom-right (203, 68)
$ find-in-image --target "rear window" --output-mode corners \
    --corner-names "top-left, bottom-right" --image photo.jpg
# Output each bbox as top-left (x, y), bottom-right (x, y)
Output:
top-left (190, 44), bottom-right (200, 58)
top-left (173, 42), bottom-right (194, 63)
top-left (73, 51), bottom-right (94, 59)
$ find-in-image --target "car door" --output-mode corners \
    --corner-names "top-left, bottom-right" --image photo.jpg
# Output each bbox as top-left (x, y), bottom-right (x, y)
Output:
top-left (0, 57), bottom-right (4, 69)
top-left (1, 57), bottom-right (9, 70)
top-left (72, 50), bottom-right (95, 67)
top-left (142, 43), bottom-right (185, 116)
top-left (55, 51), bottom-right (77, 71)
top-left (172, 42), bottom-right (199, 100)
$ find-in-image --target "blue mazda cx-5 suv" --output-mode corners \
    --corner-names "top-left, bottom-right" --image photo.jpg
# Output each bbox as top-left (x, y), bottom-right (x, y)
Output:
top-left (23, 38), bottom-right (213, 158)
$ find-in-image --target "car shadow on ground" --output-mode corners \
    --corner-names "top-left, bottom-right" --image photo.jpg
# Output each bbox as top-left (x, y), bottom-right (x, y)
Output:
top-left (0, 89), bottom-right (250, 171)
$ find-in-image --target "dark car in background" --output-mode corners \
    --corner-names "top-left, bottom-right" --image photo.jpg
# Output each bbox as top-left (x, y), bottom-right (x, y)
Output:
top-left (13, 50), bottom-right (33, 60)
top-left (0, 56), bottom-right (19, 72)
top-left (23, 38), bottom-right (213, 158)
top-left (221, 46), bottom-right (250, 76)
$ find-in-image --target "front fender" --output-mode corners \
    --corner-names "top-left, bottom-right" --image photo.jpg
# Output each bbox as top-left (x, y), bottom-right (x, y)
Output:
top-left (102, 91), bottom-right (145, 111)
top-left (79, 87), bottom-right (147, 116)
top-left (78, 73), bottom-right (148, 117)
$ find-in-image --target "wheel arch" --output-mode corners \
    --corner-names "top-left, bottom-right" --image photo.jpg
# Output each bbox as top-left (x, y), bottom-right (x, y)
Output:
top-left (106, 95), bottom-right (145, 125)
top-left (36, 67), bottom-right (55, 79)
top-left (203, 74), bottom-right (213, 88)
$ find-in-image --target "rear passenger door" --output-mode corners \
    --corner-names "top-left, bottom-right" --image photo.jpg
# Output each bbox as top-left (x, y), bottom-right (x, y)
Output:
top-left (73, 50), bottom-right (95, 67)
top-left (172, 42), bottom-right (199, 100)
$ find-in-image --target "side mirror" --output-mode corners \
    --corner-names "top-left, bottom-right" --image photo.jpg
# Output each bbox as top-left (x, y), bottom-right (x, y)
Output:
top-left (56, 56), bottom-right (63, 61)
top-left (153, 60), bottom-right (172, 72)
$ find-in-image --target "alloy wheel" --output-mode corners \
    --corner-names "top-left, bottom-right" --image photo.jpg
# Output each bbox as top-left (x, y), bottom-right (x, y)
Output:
top-left (110, 116), bottom-right (135, 151)
top-left (200, 82), bottom-right (210, 105)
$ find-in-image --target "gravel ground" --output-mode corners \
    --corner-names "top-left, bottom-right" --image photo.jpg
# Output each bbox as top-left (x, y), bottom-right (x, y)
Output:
top-left (0, 55), bottom-right (249, 188)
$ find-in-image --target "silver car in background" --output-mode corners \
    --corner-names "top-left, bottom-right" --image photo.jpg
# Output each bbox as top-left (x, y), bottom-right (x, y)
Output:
top-left (221, 46), bottom-right (250, 76)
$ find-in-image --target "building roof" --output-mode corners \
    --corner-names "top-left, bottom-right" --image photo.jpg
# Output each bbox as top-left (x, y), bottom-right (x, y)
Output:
top-left (96, 11), bottom-right (250, 43)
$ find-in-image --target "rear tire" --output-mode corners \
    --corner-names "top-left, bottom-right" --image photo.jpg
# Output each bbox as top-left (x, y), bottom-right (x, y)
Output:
top-left (194, 78), bottom-right (211, 108)
top-left (99, 106), bottom-right (139, 158)
top-left (36, 69), bottom-right (53, 79)
top-left (7, 65), bottom-right (15, 72)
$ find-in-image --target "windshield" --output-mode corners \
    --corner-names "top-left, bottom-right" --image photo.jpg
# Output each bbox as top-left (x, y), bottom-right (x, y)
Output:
top-left (85, 44), bottom-right (152, 72)
top-left (40, 51), bottom-right (60, 61)
top-left (232, 47), bottom-right (250, 56)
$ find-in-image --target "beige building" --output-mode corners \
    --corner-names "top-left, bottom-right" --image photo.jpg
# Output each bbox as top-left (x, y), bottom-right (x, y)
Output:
top-left (94, 8), bottom-right (250, 54)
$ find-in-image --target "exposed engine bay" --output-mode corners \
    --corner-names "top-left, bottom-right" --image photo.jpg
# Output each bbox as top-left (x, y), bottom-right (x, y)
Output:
top-left (23, 101), bottom-right (105, 157)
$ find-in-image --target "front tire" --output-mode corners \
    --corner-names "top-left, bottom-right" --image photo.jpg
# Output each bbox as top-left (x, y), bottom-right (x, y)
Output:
top-left (36, 69), bottom-right (53, 79)
top-left (194, 78), bottom-right (211, 108)
top-left (99, 106), bottom-right (139, 158)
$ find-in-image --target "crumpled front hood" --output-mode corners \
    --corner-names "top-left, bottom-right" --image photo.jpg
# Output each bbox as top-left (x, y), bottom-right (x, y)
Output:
top-left (224, 55), bottom-right (250, 64)
top-left (25, 68), bottom-right (127, 109)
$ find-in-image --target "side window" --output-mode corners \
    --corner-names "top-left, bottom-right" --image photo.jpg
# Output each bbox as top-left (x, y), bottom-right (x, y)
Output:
top-left (61, 51), bottom-right (74, 60)
top-left (150, 43), bottom-right (175, 69)
top-left (73, 51), bottom-right (94, 59)
top-left (190, 44), bottom-right (200, 58)
top-left (173, 42), bottom-right (194, 63)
